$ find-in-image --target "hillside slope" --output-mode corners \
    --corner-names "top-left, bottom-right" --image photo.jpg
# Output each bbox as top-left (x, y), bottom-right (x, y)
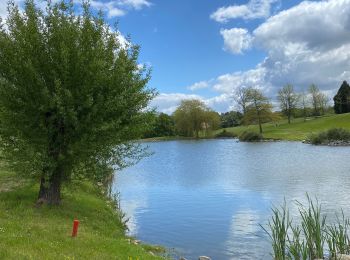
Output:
top-left (219, 113), bottom-right (350, 141)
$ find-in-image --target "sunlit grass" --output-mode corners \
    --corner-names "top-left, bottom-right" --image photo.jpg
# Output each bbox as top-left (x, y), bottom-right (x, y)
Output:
top-left (217, 113), bottom-right (350, 141)
top-left (0, 172), bottom-right (163, 259)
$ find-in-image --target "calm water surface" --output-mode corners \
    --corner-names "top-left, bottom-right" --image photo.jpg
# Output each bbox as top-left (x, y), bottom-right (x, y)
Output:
top-left (112, 140), bottom-right (350, 259)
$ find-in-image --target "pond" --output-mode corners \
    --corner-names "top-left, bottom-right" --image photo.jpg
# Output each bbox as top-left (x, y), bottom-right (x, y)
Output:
top-left (112, 140), bottom-right (350, 259)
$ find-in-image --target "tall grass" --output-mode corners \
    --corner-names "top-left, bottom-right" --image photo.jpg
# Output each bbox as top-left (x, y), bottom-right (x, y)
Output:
top-left (260, 201), bottom-right (290, 259)
top-left (297, 195), bottom-right (326, 259)
top-left (262, 195), bottom-right (350, 259)
top-left (287, 225), bottom-right (308, 260)
top-left (327, 210), bottom-right (350, 258)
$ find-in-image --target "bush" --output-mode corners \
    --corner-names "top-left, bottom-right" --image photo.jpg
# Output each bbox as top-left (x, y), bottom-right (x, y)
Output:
top-left (239, 130), bottom-right (263, 142)
top-left (215, 129), bottom-right (237, 138)
top-left (307, 128), bottom-right (350, 145)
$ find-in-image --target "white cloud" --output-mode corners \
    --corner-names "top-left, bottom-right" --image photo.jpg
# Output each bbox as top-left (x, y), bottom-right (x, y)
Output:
top-left (203, 0), bottom-right (350, 112)
top-left (91, 1), bottom-right (125, 18)
top-left (149, 92), bottom-right (235, 114)
top-left (118, 0), bottom-right (152, 10)
top-left (210, 0), bottom-right (278, 23)
top-left (150, 93), bottom-right (203, 114)
top-left (220, 28), bottom-right (253, 54)
top-left (187, 81), bottom-right (210, 91)
top-left (213, 66), bottom-right (268, 93)
top-left (91, 0), bottom-right (151, 18)
top-left (251, 0), bottom-right (350, 92)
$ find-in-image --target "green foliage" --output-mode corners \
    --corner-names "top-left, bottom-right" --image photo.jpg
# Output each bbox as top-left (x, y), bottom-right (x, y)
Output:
top-left (334, 80), bottom-right (350, 114)
top-left (307, 128), bottom-right (350, 145)
top-left (238, 130), bottom-right (262, 142)
top-left (220, 111), bottom-right (243, 128)
top-left (144, 113), bottom-right (175, 138)
top-left (0, 1), bottom-right (154, 203)
top-left (173, 99), bottom-right (220, 138)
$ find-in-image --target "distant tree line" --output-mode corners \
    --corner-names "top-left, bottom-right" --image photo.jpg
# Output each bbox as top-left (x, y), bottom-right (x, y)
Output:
top-left (146, 81), bottom-right (350, 138)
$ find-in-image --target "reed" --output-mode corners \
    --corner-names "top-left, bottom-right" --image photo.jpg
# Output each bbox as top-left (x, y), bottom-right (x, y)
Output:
top-left (297, 195), bottom-right (326, 259)
top-left (287, 225), bottom-right (308, 260)
top-left (327, 210), bottom-right (350, 258)
top-left (261, 200), bottom-right (291, 260)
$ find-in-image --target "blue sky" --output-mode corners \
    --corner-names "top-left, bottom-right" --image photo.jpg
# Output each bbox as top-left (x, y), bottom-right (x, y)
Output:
top-left (114, 0), bottom-right (350, 113)
top-left (118, 0), bottom-right (268, 97)
top-left (2, 0), bottom-right (350, 113)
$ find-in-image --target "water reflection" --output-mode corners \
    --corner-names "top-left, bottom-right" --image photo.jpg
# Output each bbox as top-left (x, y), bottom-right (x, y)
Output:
top-left (113, 140), bottom-right (350, 259)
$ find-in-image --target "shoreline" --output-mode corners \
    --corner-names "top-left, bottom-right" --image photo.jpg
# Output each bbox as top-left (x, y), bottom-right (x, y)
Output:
top-left (142, 136), bottom-right (350, 146)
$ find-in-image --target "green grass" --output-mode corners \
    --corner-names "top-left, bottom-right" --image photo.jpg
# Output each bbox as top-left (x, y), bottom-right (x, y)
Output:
top-left (0, 171), bottom-right (164, 259)
top-left (216, 113), bottom-right (350, 141)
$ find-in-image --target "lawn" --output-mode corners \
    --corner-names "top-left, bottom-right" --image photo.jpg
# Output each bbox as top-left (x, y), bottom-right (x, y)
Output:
top-left (215, 113), bottom-right (350, 141)
top-left (0, 170), bottom-right (164, 259)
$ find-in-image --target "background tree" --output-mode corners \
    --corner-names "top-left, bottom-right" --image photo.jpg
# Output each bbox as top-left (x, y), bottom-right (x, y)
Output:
top-left (300, 90), bottom-right (308, 122)
top-left (308, 84), bottom-right (328, 116)
top-left (278, 84), bottom-right (299, 124)
top-left (203, 110), bottom-right (221, 136)
top-left (234, 86), bottom-right (251, 114)
top-left (243, 88), bottom-right (274, 134)
top-left (0, 1), bottom-right (154, 204)
top-left (220, 111), bottom-right (243, 128)
top-left (173, 99), bottom-right (206, 138)
top-left (317, 92), bottom-right (329, 115)
top-left (334, 81), bottom-right (350, 114)
top-left (309, 84), bottom-right (320, 115)
top-left (173, 99), bottom-right (219, 138)
top-left (143, 113), bottom-right (175, 138)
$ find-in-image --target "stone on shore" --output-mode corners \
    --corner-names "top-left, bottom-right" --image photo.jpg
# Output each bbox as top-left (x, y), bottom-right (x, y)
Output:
top-left (198, 256), bottom-right (211, 260)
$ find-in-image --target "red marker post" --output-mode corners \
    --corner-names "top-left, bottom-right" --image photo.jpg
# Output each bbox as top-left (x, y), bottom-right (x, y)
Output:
top-left (72, 219), bottom-right (79, 237)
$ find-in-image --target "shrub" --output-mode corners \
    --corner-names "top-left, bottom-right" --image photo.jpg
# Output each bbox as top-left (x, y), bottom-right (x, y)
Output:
top-left (215, 129), bottom-right (237, 138)
top-left (239, 130), bottom-right (263, 142)
top-left (307, 128), bottom-right (350, 145)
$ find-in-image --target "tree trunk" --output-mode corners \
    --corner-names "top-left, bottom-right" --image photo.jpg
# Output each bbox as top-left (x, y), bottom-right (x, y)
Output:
top-left (37, 170), bottom-right (62, 205)
top-left (257, 106), bottom-right (263, 134)
top-left (288, 111), bottom-right (291, 124)
top-left (258, 121), bottom-right (263, 134)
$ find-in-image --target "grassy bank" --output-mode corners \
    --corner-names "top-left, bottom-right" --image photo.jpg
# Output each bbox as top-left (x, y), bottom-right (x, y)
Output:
top-left (0, 171), bottom-right (163, 259)
top-left (216, 113), bottom-right (350, 141)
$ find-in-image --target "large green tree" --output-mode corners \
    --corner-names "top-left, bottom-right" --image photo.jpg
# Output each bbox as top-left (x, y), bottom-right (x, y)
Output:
top-left (173, 99), bottom-right (219, 138)
top-left (0, 1), bottom-right (154, 204)
top-left (334, 80), bottom-right (350, 114)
